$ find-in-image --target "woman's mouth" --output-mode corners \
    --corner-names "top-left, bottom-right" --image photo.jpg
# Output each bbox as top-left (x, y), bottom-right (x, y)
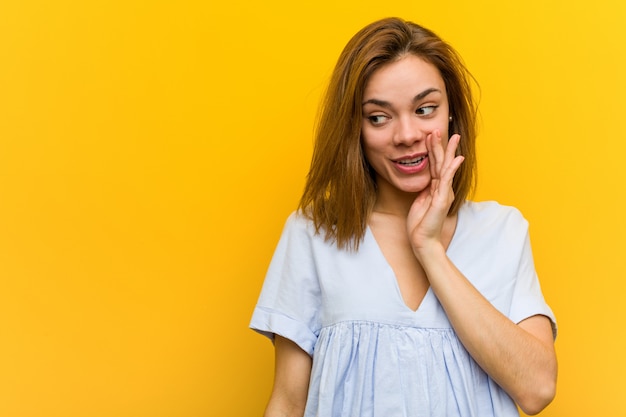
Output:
top-left (392, 154), bottom-right (429, 174)
top-left (395, 155), bottom-right (427, 166)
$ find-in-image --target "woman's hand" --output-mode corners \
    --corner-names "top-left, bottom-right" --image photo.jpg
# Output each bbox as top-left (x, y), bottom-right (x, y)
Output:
top-left (407, 130), bottom-right (464, 256)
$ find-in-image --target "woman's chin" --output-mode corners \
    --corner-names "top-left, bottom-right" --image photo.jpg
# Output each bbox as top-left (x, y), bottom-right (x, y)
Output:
top-left (397, 182), bottom-right (430, 194)
top-left (377, 176), bottom-right (431, 196)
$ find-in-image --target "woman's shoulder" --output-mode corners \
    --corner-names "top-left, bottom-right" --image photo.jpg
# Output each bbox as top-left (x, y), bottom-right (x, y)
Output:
top-left (460, 200), bottom-right (528, 232)
top-left (462, 200), bottom-right (524, 218)
top-left (284, 209), bottom-right (316, 233)
top-left (278, 210), bottom-right (327, 245)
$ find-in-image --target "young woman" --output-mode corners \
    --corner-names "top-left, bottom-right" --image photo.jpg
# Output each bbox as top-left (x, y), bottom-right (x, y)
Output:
top-left (250, 17), bottom-right (557, 417)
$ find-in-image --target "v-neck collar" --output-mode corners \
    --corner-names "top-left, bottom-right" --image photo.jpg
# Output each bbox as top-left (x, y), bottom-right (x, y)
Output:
top-left (364, 202), bottom-right (465, 314)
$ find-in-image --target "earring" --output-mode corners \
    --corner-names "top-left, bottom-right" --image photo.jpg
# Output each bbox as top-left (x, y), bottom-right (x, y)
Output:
top-left (449, 116), bottom-right (453, 122)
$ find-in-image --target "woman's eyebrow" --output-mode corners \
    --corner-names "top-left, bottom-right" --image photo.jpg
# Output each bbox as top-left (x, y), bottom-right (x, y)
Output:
top-left (362, 98), bottom-right (392, 108)
top-left (413, 87), bottom-right (441, 102)
top-left (362, 87), bottom-right (442, 107)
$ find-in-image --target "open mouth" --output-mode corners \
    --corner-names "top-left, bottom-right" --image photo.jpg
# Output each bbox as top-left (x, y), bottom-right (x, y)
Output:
top-left (396, 155), bottom-right (427, 166)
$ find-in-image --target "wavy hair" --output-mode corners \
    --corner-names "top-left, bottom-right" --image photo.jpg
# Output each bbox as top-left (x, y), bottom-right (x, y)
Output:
top-left (299, 17), bottom-right (478, 250)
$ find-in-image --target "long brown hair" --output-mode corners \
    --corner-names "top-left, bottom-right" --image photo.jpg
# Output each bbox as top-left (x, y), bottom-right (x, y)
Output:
top-left (299, 17), bottom-right (478, 250)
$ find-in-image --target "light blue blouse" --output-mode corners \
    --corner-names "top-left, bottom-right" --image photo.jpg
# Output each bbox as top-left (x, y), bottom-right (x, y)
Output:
top-left (250, 201), bottom-right (556, 417)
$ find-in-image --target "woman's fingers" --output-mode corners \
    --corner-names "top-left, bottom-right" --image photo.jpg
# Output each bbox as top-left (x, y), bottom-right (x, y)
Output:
top-left (427, 131), bottom-right (446, 180)
top-left (441, 134), bottom-right (463, 184)
top-left (428, 131), bottom-right (463, 185)
top-left (445, 134), bottom-right (461, 162)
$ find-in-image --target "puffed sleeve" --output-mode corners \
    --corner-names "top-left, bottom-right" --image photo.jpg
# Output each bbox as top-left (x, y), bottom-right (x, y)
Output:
top-left (509, 219), bottom-right (557, 339)
top-left (249, 212), bottom-right (322, 356)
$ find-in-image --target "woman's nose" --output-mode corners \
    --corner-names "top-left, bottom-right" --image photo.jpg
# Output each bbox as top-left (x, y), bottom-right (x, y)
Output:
top-left (393, 116), bottom-right (423, 146)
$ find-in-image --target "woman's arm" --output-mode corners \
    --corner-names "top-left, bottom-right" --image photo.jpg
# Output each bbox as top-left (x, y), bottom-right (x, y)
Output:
top-left (416, 245), bottom-right (557, 415)
top-left (264, 335), bottom-right (312, 417)
top-left (407, 132), bottom-right (557, 414)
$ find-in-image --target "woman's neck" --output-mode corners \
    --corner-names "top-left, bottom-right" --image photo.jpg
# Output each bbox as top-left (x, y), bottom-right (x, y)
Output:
top-left (372, 184), bottom-right (420, 218)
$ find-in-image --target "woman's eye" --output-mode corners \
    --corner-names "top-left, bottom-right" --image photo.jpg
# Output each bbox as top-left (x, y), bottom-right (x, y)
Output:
top-left (417, 105), bottom-right (438, 116)
top-left (368, 115), bottom-right (388, 125)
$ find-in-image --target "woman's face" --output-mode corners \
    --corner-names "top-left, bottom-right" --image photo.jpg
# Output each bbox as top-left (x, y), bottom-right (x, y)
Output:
top-left (361, 54), bottom-right (450, 195)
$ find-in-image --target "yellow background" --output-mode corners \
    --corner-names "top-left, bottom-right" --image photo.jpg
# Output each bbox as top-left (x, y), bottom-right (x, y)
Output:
top-left (1, 1), bottom-right (624, 416)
